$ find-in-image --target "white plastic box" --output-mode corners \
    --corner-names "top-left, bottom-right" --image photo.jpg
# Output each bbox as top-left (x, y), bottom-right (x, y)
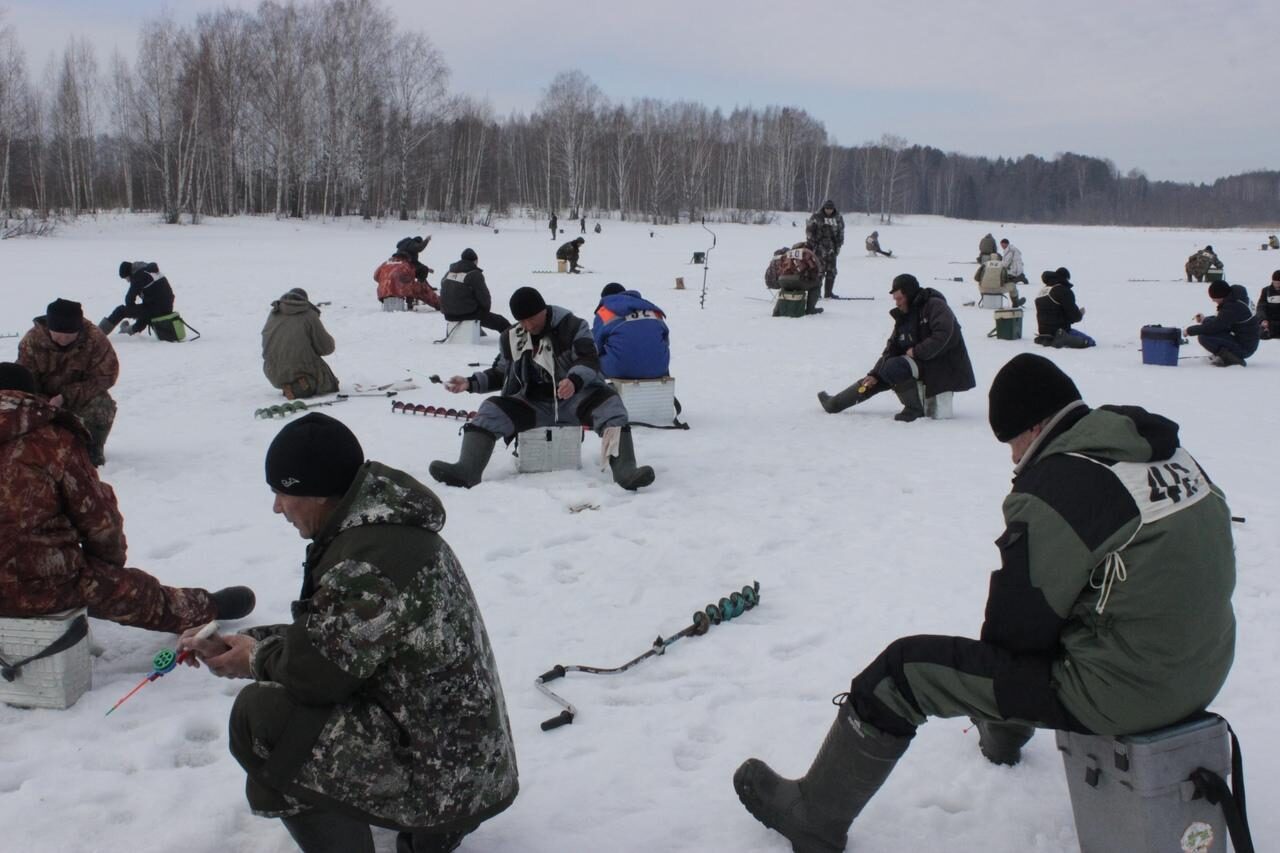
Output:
top-left (917, 386), bottom-right (954, 420)
top-left (381, 296), bottom-right (408, 312)
top-left (515, 426), bottom-right (583, 473)
top-left (0, 608), bottom-right (92, 709)
top-left (977, 292), bottom-right (1006, 309)
top-left (1056, 715), bottom-right (1231, 853)
top-left (444, 320), bottom-right (481, 345)
top-left (610, 377), bottom-right (676, 425)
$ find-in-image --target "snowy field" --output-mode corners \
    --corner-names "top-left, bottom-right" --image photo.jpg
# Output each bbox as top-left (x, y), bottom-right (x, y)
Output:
top-left (1, 212), bottom-right (1277, 852)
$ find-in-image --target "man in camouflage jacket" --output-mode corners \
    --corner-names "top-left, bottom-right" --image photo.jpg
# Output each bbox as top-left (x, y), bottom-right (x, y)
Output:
top-left (0, 363), bottom-right (218, 632)
top-left (185, 414), bottom-right (518, 853)
top-left (18, 298), bottom-right (119, 466)
top-left (805, 200), bottom-right (845, 297)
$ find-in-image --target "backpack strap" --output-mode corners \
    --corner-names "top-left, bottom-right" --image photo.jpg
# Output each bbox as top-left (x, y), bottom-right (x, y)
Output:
top-left (0, 613), bottom-right (89, 682)
top-left (1189, 723), bottom-right (1254, 853)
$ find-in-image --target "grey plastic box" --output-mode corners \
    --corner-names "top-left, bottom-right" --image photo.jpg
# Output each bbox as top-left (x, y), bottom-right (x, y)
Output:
top-left (610, 377), bottom-right (676, 425)
top-left (1055, 714), bottom-right (1231, 853)
top-left (0, 608), bottom-right (92, 709)
top-left (515, 426), bottom-right (582, 473)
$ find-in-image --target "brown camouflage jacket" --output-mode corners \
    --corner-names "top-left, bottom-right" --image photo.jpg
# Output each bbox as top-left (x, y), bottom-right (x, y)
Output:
top-left (0, 391), bottom-right (127, 615)
top-left (244, 461), bottom-right (518, 831)
top-left (17, 318), bottom-right (119, 412)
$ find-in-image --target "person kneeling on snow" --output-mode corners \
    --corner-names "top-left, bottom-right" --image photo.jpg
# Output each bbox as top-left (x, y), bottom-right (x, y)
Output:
top-left (374, 237), bottom-right (440, 310)
top-left (100, 260), bottom-right (175, 335)
top-left (1185, 279), bottom-right (1260, 366)
top-left (261, 288), bottom-right (340, 399)
top-left (179, 414), bottom-right (517, 853)
top-left (429, 286), bottom-right (655, 491)
top-left (817, 274), bottom-right (974, 421)
top-left (0, 362), bottom-right (254, 633)
top-left (1033, 268), bottom-right (1095, 348)
top-left (592, 283), bottom-right (671, 379)
top-left (735, 354), bottom-right (1237, 853)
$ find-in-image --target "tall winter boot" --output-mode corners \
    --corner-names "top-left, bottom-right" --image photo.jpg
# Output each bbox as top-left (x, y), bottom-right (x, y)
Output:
top-left (428, 426), bottom-right (497, 488)
top-left (608, 426), bottom-right (655, 491)
top-left (734, 707), bottom-right (911, 853)
top-left (98, 317), bottom-right (119, 335)
top-left (804, 288), bottom-right (824, 315)
top-left (892, 381), bottom-right (926, 422)
top-left (817, 381), bottom-right (882, 413)
top-left (971, 718), bottom-right (1036, 767)
top-left (281, 811), bottom-right (374, 853)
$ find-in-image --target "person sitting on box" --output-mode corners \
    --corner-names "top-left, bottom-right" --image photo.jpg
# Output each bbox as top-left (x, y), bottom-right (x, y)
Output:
top-left (735, 354), bottom-right (1237, 853)
top-left (1033, 268), bottom-right (1095, 349)
top-left (179, 414), bottom-right (518, 853)
top-left (429, 287), bottom-right (655, 491)
top-left (0, 362), bottom-right (255, 633)
top-left (1255, 269), bottom-right (1280, 340)
top-left (18, 298), bottom-right (118, 466)
top-left (556, 237), bottom-right (585, 273)
top-left (817, 274), bottom-right (975, 421)
top-left (1185, 280), bottom-right (1260, 366)
top-left (864, 231), bottom-right (892, 257)
top-left (591, 283), bottom-right (670, 379)
top-left (100, 260), bottom-right (175, 336)
top-left (261, 288), bottom-right (340, 400)
top-left (440, 248), bottom-right (511, 334)
top-left (1185, 245), bottom-right (1223, 282)
top-left (374, 237), bottom-right (440, 310)
top-left (772, 242), bottom-right (825, 316)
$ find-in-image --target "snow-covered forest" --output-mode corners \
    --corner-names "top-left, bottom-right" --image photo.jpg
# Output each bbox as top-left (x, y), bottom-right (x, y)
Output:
top-left (0, 1), bottom-right (1277, 229)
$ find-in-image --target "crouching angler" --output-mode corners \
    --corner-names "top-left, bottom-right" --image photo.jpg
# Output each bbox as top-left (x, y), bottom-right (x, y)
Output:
top-left (180, 414), bottom-right (518, 853)
top-left (736, 354), bottom-right (1237, 853)
top-left (1186, 280), bottom-right (1260, 366)
top-left (817, 274), bottom-right (975, 421)
top-left (429, 286), bottom-right (655, 491)
top-left (261, 288), bottom-right (340, 399)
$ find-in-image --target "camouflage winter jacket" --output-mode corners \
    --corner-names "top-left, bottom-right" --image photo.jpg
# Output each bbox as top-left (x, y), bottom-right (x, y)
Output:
top-left (805, 209), bottom-right (845, 259)
top-left (244, 461), bottom-right (518, 831)
top-left (261, 295), bottom-right (339, 396)
top-left (374, 256), bottom-right (441, 309)
top-left (17, 318), bottom-right (119, 413)
top-left (0, 391), bottom-right (127, 616)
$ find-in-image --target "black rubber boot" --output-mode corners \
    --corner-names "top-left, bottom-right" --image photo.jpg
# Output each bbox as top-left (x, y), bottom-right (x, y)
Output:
top-left (1217, 348), bottom-right (1246, 367)
top-left (892, 382), bottom-right (926, 422)
top-left (972, 718), bottom-right (1036, 766)
top-left (211, 586), bottom-right (256, 620)
top-left (817, 381), bottom-right (881, 413)
top-left (396, 829), bottom-right (467, 853)
top-left (429, 426), bottom-right (497, 488)
top-left (805, 288), bottom-right (823, 315)
top-left (734, 707), bottom-right (911, 853)
top-left (281, 811), bottom-right (374, 853)
top-left (609, 427), bottom-right (655, 491)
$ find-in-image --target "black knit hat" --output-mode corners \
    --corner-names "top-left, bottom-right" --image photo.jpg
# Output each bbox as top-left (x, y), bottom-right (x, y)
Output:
top-left (509, 286), bottom-right (547, 321)
top-left (1272, 269), bottom-right (1280, 282)
top-left (889, 273), bottom-right (921, 299)
top-left (1208, 280), bottom-right (1230, 299)
top-left (600, 282), bottom-right (626, 298)
top-left (989, 354), bottom-right (1082, 442)
top-left (0, 362), bottom-right (37, 394)
top-left (461, 248), bottom-right (478, 262)
top-left (1054, 267), bottom-right (1071, 282)
top-left (118, 261), bottom-right (134, 279)
top-left (264, 413), bottom-right (364, 497)
top-left (1041, 270), bottom-right (1058, 285)
top-left (46, 299), bottom-right (83, 333)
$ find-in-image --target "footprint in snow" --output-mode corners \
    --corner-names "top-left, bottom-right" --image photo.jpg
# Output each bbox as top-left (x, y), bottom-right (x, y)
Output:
top-left (147, 540), bottom-right (190, 560)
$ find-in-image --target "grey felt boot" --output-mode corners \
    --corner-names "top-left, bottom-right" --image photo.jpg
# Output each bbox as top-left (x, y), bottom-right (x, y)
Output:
top-left (429, 426), bottom-right (497, 488)
top-left (609, 427), bottom-right (655, 491)
top-left (734, 708), bottom-right (911, 853)
top-left (892, 381), bottom-right (925, 422)
top-left (972, 718), bottom-right (1036, 766)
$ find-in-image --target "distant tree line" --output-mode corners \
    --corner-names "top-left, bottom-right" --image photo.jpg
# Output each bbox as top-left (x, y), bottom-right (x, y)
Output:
top-left (1, 1), bottom-right (1276, 228)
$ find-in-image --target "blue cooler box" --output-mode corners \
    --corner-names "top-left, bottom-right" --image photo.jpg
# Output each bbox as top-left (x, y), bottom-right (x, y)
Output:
top-left (1140, 325), bottom-right (1181, 366)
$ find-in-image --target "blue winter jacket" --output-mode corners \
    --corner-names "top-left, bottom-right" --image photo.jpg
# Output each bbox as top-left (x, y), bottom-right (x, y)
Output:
top-left (591, 291), bottom-right (671, 379)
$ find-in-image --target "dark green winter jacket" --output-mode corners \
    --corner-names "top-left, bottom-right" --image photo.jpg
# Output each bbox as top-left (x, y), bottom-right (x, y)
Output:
top-left (983, 403), bottom-right (1236, 735)
top-left (261, 295), bottom-right (339, 396)
top-left (246, 462), bottom-right (518, 830)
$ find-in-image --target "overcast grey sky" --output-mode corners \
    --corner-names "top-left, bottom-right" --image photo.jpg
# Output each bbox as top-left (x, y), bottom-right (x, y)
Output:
top-left (4, 0), bottom-right (1273, 183)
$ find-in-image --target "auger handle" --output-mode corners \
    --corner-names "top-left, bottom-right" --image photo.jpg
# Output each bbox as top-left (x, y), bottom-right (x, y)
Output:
top-left (541, 710), bottom-right (575, 731)
top-left (537, 665), bottom-right (566, 683)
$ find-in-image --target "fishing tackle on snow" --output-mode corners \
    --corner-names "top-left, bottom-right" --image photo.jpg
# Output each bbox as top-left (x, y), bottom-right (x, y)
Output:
top-left (253, 397), bottom-right (349, 419)
top-left (534, 582), bottom-right (760, 731)
top-left (105, 621), bottom-right (219, 716)
top-left (390, 400), bottom-right (477, 420)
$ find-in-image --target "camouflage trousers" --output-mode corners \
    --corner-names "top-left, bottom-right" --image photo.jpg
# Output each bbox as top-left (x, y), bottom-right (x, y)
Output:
top-left (0, 556), bottom-right (214, 633)
top-left (73, 394), bottom-right (117, 466)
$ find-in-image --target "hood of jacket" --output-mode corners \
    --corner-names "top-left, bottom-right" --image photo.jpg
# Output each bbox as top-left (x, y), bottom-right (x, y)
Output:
top-left (0, 391), bottom-right (85, 444)
top-left (1023, 404), bottom-right (1181, 475)
top-left (448, 259), bottom-right (481, 275)
top-left (1226, 283), bottom-right (1250, 305)
top-left (314, 461), bottom-right (446, 548)
top-left (270, 295), bottom-right (318, 316)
